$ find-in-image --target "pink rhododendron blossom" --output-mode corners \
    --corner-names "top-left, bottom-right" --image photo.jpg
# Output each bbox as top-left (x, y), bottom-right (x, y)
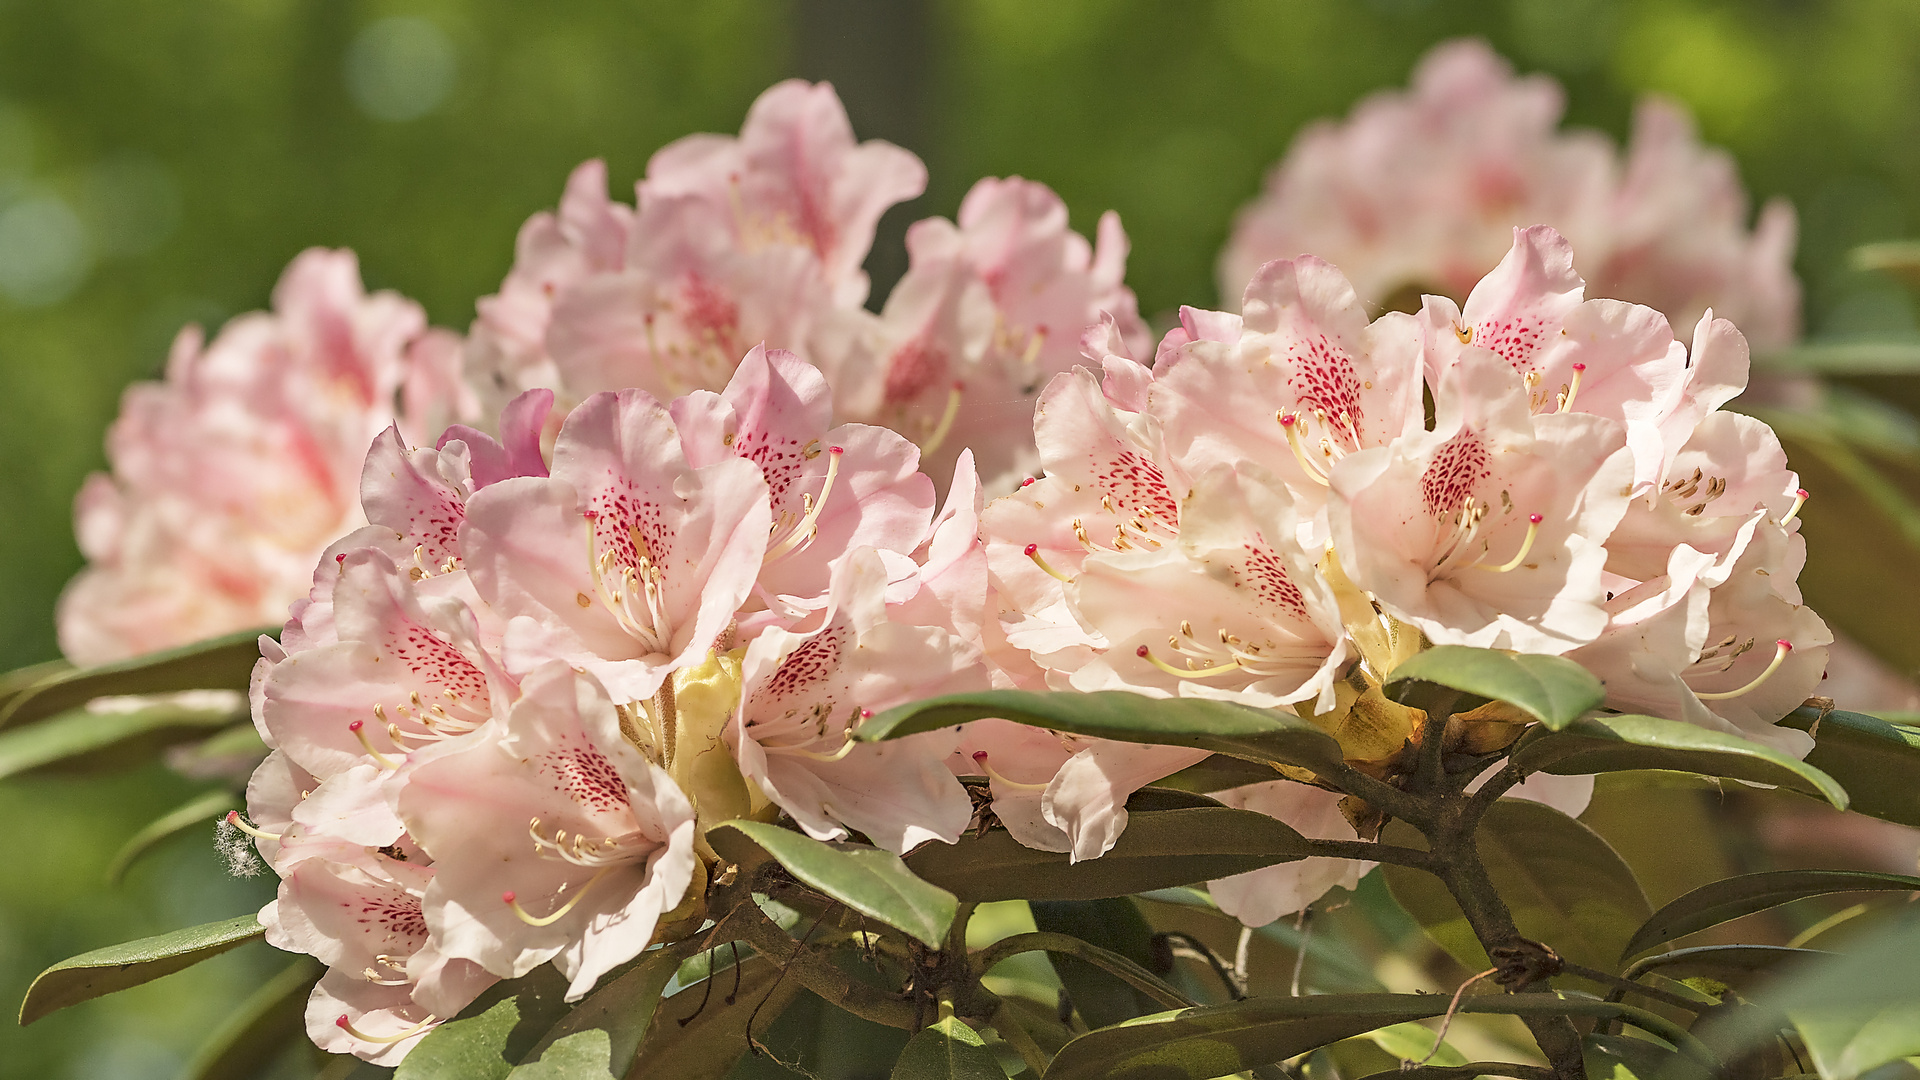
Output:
top-left (1207, 782), bottom-right (1372, 927)
top-left (1220, 39), bottom-right (1799, 350)
top-left (60, 249), bottom-right (463, 665)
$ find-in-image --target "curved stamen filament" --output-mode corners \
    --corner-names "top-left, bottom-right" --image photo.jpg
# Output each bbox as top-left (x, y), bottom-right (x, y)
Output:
top-left (337, 1013), bottom-right (438, 1044)
top-left (1024, 544), bottom-right (1073, 583)
top-left (1478, 514), bottom-right (1543, 573)
top-left (528, 819), bottom-right (626, 868)
top-left (766, 446), bottom-right (845, 564)
top-left (1696, 640), bottom-right (1793, 701)
top-left (971, 750), bottom-right (1050, 791)
top-left (1137, 644), bottom-right (1242, 679)
top-left (780, 735), bottom-right (859, 763)
top-left (503, 867), bottom-right (612, 927)
top-left (349, 721), bottom-right (401, 769)
top-left (362, 968), bottom-right (411, 986)
top-left (1277, 413), bottom-right (1332, 487)
top-left (918, 383), bottom-right (965, 458)
top-left (224, 810), bottom-right (282, 841)
top-left (1781, 488), bottom-right (1809, 526)
top-left (1557, 363), bottom-right (1586, 413)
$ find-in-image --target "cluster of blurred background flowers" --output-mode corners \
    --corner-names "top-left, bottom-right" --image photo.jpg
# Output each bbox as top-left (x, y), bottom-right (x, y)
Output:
top-left (8, 2), bottom-right (1920, 1078)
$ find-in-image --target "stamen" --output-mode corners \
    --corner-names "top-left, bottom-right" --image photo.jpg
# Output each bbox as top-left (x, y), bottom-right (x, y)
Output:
top-left (348, 721), bottom-right (401, 769)
top-left (1696, 640), bottom-right (1793, 701)
top-left (1277, 413), bottom-right (1331, 486)
top-left (780, 736), bottom-right (859, 763)
top-left (1454, 323), bottom-right (1472, 345)
top-left (1558, 363), bottom-right (1586, 413)
top-left (918, 382), bottom-right (965, 457)
top-left (362, 967), bottom-right (411, 986)
top-left (224, 810), bottom-right (282, 841)
top-left (971, 750), bottom-right (1049, 791)
top-left (503, 867), bottom-right (612, 927)
top-left (1136, 644), bottom-right (1242, 679)
top-left (1479, 513), bottom-right (1543, 573)
top-left (1024, 544), bottom-right (1073, 583)
top-left (1781, 488), bottom-right (1809, 526)
top-left (765, 446), bottom-right (845, 563)
top-left (336, 1013), bottom-right (438, 1044)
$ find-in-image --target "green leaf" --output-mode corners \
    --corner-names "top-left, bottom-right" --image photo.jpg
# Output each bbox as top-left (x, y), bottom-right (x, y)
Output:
top-left (1792, 1003), bottom-right (1920, 1080)
top-left (1781, 707), bottom-right (1920, 826)
top-left (1621, 869), bottom-right (1920, 961)
top-left (1360, 1021), bottom-right (1466, 1067)
top-left (1043, 992), bottom-right (1678, 1080)
top-left (1620, 944), bottom-right (1836, 984)
top-left (1383, 646), bottom-right (1603, 729)
top-left (1154, 753), bottom-right (1285, 793)
top-left (1584, 1032), bottom-right (1713, 1080)
top-left (512, 945), bottom-right (689, 1077)
top-left (1382, 800), bottom-right (1651, 976)
top-left (708, 820), bottom-right (958, 948)
top-left (1031, 899), bottom-right (1161, 1028)
top-left (1756, 341), bottom-right (1920, 376)
top-left (19, 913), bottom-right (265, 1024)
top-left (1512, 713), bottom-right (1848, 808)
top-left (891, 1015), bottom-right (1006, 1080)
top-left (0, 701), bottom-right (246, 781)
top-left (107, 787), bottom-right (240, 885)
top-left (506, 1030), bottom-right (615, 1080)
top-left (396, 964), bottom-right (572, 1080)
top-left (183, 957), bottom-right (322, 1080)
top-left (631, 953), bottom-right (804, 1080)
top-left (0, 626), bottom-right (271, 730)
top-left (907, 806), bottom-right (1316, 902)
top-left (857, 689), bottom-right (1347, 775)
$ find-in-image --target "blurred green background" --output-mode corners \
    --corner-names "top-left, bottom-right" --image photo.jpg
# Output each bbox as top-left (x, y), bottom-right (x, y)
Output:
top-left (3, 1), bottom-right (1920, 1077)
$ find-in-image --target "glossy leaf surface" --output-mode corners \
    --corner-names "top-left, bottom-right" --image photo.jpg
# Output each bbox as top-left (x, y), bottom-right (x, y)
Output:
top-left (1513, 713), bottom-right (1847, 808)
top-left (1781, 706), bottom-right (1920, 826)
top-left (20, 913), bottom-right (264, 1024)
top-left (395, 965), bottom-right (572, 1080)
top-left (0, 701), bottom-right (243, 780)
top-left (710, 820), bottom-right (958, 947)
top-left (890, 1016), bottom-right (1005, 1080)
top-left (0, 627), bottom-right (270, 729)
top-left (1383, 646), bottom-right (1603, 729)
top-left (1621, 869), bottom-right (1920, 961)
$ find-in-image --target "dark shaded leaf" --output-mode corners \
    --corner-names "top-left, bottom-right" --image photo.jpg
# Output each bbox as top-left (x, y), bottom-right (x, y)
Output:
top-left (907, 807), bottom-right (1315, 902)
top-left (1154, 753), bottom-right (1284, 793)
top-left (1781, 706), bottom-right (1920, 826)
top-left (857, 689), bottom-right (1346, 774)
top-left (1044, 992), bottom-right (1674, 1080)
top-left (631, 954), bottom-right (804, 1080)
top-left (107, 787), bottom-right (239, 885)
top-left (0, 627), bottom-right (271, 730)
top-left (1584, 1031), bottom-right (1713, 1080)
top-left (1383, 800), bottom-right (1650, 976)
top-left (1383, 646), bottom-right (1602, 729)
top-left (1621, 869), bottom-right (1920, 961)
top-left (709, 820), bottom-right (957, 948)
top-left (1032, 899), bottom-right (1160, 1028)
top-left (19, 913), bottom-right (264, 1024)
top-left (0, 701), bottom-right (245, 780)
top-left (1620, 944), bottom-right (1835, 984)
top-left (1512, 713), bottom-right (1847, 808)
top-left (184, 957), bottom-right (322, 1080)
top-left (513, 945), bottom-right (688, 1077)
top-left (890, 1015), bottom-right (1006, 1080)
top-left (395, 964), bottom-right (572, 1080)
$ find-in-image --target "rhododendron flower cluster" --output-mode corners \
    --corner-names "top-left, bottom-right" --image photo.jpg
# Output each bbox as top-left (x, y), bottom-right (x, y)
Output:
top-left (1220, 39), bottom-right (1800, 349)
top-left (983, 225), bottom-right (1826, 927)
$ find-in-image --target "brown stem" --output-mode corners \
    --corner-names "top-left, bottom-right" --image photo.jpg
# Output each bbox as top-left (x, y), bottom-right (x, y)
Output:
top-left (722, 898), bottom-right (920, 1030)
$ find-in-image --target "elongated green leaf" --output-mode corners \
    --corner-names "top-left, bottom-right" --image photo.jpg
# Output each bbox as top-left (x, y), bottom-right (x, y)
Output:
top-left (1757, 341), bottom-right (1920, 375)
top-left (506, 1030), bottom-right (615, 1080)
top-left (396, 964), bottom-right (572, 1080)
top-left (107, 788), bottom-right (240, 885)
top-left (19, 913), bottom-right (264, 1024)
top-left (1383, 800), bottom-right (1650, 976)
top-left (1044, 992), bottom-right (1675, 1080)
top-left (184, 957), bottom-right (322, 1080)
top-left (0, 627), bottom-right (271, 730)
top-left (1621, 869), bottom-right (1920, 961)
top-left (0, 701), bottom-right (245, 781)
top-left (857, 689), bottom-right (1346, 775)
top-left (1780, 706), bottom-right (1920, 826)
top-left (709, 820), bottom-right (957, 947)
top-left (1584, 1032), bottom-right (1713, 1080)
top-left (0, 658), bottom-right (69, 710)
top-left (891, 1015), bottom-right (1005, 1080)
top-left (1793, 1004), bottom-right (1920, 1080)
top-left (1155, 753), bottom-right (1284, 793)
top-left (1360, 1021), bottom-right (1466, 1067)
top-left (631, 954), bottom-right (803, 1080)
top-left (907, 806), bottom-right (1315, 902)
top-left (512, 945), bottom-right (689, 1077)
top-left (1383, 646), bottom-right (1602, 729)
top-left (1512, 713), bottom-right (1847, 808)
top-left (1620, 944), bottom-right (1835, 984)
top-left (1031, 899), bottom-right (1162, 1028)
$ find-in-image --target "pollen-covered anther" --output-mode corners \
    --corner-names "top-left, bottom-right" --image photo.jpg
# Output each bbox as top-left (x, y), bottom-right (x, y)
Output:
top-left (336, 1013), bottom-right (439, 1044)
top-left (1478, 513), bottom-right (1543, 573)
top-left (348, 720), bottom-right (402, 769)
top-left (1136, 643), bottom-right (1242, 679)
top-left (1025, 543), bottom-right (1074, 584)
top-left (1696, 640), bottom-right (1794, 701)
top-left (1781, 488), bottom-right (1809, 526)
top-left (224, 810), bottom-right (282, 841)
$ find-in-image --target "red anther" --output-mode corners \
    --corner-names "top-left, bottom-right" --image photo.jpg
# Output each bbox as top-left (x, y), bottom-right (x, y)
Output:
top-left (1571, 362), bottom-right (1587, 372)
top-left (951, 380), bottom-right (965, 391)
top-left (972, 750), bottom-right (989, 763)
top-left (1797, 488), bottom-right (1809, 499)
top-left (1020, 477), bottom-right (1036, 487)
top-left (1136, 645), bottom-right (1150, 658)
top-left (1777, 639), bottom-right (1794, 652)
top-left (348, 720), bottom-right (365, 733)
top-left (1279, 413), bottom-right (1297, 427)
top-left (335, 1015), bottom-right (351, 1029)
top-left (335, 553), bottom-right (347, 564)
top-left (502, 891), bottom-right (516, 904)
top-left (1528, 513), bottom-right (1543, 524)
top-left (225, 810), bottom-right (240, 824)
top-left (1024, 543), bottom-right (1039, 556)
top-left (859, 708), bottom-right (873, 719)
top-left (582, 510), bottom-right (598, 520)
top-left (1037, 324), bottom-right (1050, 335)
top-left (829, 446), bottom-right (844, 455)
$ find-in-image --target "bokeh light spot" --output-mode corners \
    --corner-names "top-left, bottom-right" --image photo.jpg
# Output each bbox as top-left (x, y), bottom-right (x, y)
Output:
top-left (0, 194), bottom-right (91, 306)
top-left (344, 17), bottom-right (456, 123)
